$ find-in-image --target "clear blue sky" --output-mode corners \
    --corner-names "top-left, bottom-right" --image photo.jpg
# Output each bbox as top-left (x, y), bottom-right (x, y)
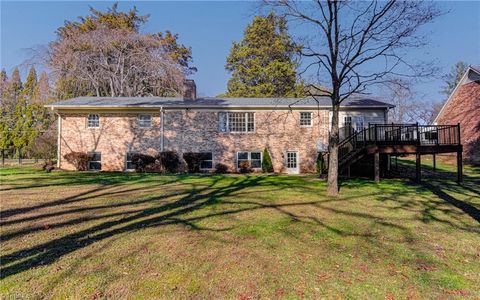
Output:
top-left (1, 1), bottom-right (479, 101)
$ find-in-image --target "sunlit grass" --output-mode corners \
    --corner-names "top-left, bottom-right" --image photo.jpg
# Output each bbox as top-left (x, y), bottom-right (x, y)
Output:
top-left (1, 163), bottom-right (479, 298)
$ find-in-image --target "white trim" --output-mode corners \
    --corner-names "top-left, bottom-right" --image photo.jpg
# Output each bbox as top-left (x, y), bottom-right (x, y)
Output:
top-left (86, 114), bottom-right (100, 128)
top-left (137, 114), bottom-right (152, 128)
top-left (199, 152), bottom-right (214, 171)
top-left (433, 66), bottom-right (478, 124)
top-left (236, 151), bottom-right (262, 171)
top-left (46, 105), bottom-right (394, 110)
top-left (125, 152), bottom-right (137, 171)
top-left (87, 151), bottom-right (102, 171)
top-left (285, 150), bottom-right (300, 174)
top-left (160, 107), bottom-right (164, 152)
top-left (299, 111), bottom-right (313, 127)
top-left (56, 113), bottom-right (61, 168)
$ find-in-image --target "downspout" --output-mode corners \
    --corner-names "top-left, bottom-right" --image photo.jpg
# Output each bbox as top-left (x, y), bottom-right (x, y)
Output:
top-left (160, 106), bottom-right (164, 152)
top-left (55, 110), bottom-right (61, 168)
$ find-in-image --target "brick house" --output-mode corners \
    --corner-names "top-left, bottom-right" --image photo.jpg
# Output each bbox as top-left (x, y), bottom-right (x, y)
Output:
top-left (434, 65), bottom-right (480, 165)
top-left (46, 81), bottom-right (393, 173)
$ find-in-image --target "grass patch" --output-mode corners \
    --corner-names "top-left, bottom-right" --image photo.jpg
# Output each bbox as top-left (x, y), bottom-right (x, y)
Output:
top-left (1, 164), bottom-right (479, 298)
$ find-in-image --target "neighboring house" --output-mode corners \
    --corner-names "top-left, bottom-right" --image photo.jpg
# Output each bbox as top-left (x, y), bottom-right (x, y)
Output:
top-left (45, 80), bottom-right (393, 173)
top-left (434, 65), bottom-right (480, 165)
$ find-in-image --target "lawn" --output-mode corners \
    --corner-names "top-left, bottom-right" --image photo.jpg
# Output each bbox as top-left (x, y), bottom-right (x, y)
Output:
top-left (1, 161), bottom-right (479, 299)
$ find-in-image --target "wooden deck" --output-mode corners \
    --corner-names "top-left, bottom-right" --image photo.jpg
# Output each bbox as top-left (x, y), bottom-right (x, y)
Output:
top-left (338, 123), bottom-right (463, 182)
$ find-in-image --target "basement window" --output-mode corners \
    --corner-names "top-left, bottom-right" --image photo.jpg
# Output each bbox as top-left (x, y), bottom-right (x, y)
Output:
top-left (199, 152), bottom-right (213, 170)
top-left (237, 151), bottom-right (262, 169)
top-left (125, 152), bottom-right (137, 171)
top-left (88, 152), bottom-right (101, 171)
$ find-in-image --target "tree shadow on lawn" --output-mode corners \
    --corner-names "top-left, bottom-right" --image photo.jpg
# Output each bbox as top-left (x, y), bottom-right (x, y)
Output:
top-left (1, 171), bottom-right (479, 279)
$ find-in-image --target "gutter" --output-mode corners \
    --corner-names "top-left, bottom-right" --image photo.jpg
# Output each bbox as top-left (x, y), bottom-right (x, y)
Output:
top-left (160, 106), bottom-right (164, 152)
top-left (45, 104), bottom-right (395, 110)
top-left (56, 112), bottom-right (61, 168)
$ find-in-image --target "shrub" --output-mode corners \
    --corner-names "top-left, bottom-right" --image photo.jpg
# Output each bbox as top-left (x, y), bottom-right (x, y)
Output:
top-left (214, 163), bottom-right (229, 174)
top-left (239, 161), bottom-right (251, 173)
top-left (144, 162), bottom-right (163, 173)
top-left (261, 148), bottom-right (274, 173)
top-left (156, 151), bottom-right (181, 173)
top-left (63, 152), bottom-right (89, 171)
top-left (183, 152), bottom-right (210, 173)
top-left (316, 152), bottom-right (327, 174)
top-left (131, 153), bottom-right (156, 172)
top-left (42, 160), bottom-right (56, 173)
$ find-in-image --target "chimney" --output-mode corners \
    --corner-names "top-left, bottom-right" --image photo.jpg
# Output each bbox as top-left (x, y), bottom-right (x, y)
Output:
top-left (183, 79), bottom-right (196, 100)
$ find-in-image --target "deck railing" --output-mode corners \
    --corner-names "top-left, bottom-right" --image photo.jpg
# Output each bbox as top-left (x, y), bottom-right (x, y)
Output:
top-left (338, 123), bottom-right (460, 165)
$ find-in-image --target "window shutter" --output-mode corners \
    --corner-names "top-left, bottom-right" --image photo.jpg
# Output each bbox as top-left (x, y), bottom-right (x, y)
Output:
top-left (218, 112), bottom-right (227, 132)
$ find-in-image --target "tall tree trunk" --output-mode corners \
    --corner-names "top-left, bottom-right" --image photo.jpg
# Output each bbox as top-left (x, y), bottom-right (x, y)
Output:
top-left (327, 103), bottom-right (340, 196)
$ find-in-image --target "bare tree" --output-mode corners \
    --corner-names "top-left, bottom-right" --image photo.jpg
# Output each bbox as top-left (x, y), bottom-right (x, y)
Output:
top-left (266, 0), bottom-right (441, 196)
top-left (48, 27), bottom-right (185, 97)
top-left (384, 80), bottom-right (441, 125)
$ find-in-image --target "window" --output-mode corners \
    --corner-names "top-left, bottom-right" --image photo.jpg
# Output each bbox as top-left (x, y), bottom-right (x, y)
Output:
top-left (200, 152), bottom-right (213, 170)
top-left (237, 151), bottom-right (262, 169)
top-left (87, 114), bottom-right (99, 128)
top-left (219, 112), bottom-right (255, 133)
top-left (125, 152), bottom-right (136, 170)
top-left (88, 152), bottom-right (101, 170)
top-left (138, 115), bottom-right (152, 128)
top-left (344, 116), bottom-right (352, 128)
top-left (354, 116), bottom-right (364, 131)
top-left (300, 112), bottom-right (313, 127)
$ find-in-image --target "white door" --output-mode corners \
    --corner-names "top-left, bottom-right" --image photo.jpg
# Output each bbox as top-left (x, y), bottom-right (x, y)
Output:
top-left (286, 151), bottom-right (299, 174)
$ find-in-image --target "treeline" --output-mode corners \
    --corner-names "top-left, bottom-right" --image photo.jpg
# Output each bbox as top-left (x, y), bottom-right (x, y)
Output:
top-left (0, 67), bottom-right (56, 161)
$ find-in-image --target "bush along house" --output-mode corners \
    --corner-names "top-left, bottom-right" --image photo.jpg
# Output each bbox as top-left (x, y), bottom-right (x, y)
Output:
top-left (46, 80), bottom-right (395, 174)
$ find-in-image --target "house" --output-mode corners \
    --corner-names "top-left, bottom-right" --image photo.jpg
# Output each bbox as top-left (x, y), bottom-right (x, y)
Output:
top-left (45, 80), bottom-right (394, 173)
top-left (434, 65), bottom-right (480, 165)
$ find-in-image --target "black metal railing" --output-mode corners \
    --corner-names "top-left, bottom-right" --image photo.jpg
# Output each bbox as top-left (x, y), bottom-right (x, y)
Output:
top-left (337, 123), bottom-right (460, 166)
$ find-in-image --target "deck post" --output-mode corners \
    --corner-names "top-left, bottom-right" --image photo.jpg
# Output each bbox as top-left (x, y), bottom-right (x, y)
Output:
top-left (432, 154), bottom-right (436, 171)
top-left (374, 151), bottom-right (380, 183)
top-left (457, 149), bottom-right (463, 183)
top-left (415, 153), bottom-right (421, 183)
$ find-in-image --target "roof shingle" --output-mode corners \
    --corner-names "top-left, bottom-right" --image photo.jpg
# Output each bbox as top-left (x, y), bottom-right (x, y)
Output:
top-left (47, 95), bottom-right (394, 109)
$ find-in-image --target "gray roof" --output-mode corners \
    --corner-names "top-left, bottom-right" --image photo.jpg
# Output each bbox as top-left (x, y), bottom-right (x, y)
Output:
top-left (470, 65), bottom-right (480, 74)
top-left (46, 94), bottom-right (394, 109)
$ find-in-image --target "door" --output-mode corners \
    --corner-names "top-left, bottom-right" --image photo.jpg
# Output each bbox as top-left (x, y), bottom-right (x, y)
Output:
top-left (286, 151), bottom-right (299, 174)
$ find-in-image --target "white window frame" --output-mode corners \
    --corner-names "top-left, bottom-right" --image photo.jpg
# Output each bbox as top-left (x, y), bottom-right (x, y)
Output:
top-left (344, 116), bottom-right (352, 128)
top-left (236, 151), bottom-right (262, 170)
top-left (354, 116), bottom-right (364, 131)
top-left (87, 114), bottom-right (100, 128)
top-left (199, 152), bottom-right (213, 170)
top-left (88, 152), bottom-right (101, 171)
top-left (299, 112), bottom-right (313, 127)
top-left (219, 112), bottom-right (255, 133)
top-left (125, 152), bottom-right (137, 171)
top-left (138, 114), bottom-right (152, 128)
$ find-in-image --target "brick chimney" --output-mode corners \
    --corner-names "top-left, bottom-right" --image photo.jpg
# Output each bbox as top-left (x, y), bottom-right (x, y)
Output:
top-left (183, 79), bottom-right (196, 100)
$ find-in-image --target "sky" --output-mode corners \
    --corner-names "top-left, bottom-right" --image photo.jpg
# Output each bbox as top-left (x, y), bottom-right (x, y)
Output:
top-left (1, 1), bottom-right (479, 101)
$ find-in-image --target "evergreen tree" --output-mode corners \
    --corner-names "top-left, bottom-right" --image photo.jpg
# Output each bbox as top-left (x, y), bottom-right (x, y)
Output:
top-left (22, 67), bottom-right (38, 98)
top-left (9, 67), bottom-right (23, 96)
top-left (262, 148), bottom-right (274, 173)
top-left (0, 69), bottom-right (8, 98)
top-left (33, 72), bottom-right (51, 104)
top-left (441, 61), bottom-right (469, 97)
top-left (225, 13), bottom-right (302, 98)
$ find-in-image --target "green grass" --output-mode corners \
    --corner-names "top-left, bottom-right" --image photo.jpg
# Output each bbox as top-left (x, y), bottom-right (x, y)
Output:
top-left (1, 162), bottom-right (479, 299)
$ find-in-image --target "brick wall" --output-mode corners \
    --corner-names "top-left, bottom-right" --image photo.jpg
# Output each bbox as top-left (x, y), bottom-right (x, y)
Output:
top-left (436, 81), bottom-right (480, 165)
top-left (59, 108), bottom-right (385, 172)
